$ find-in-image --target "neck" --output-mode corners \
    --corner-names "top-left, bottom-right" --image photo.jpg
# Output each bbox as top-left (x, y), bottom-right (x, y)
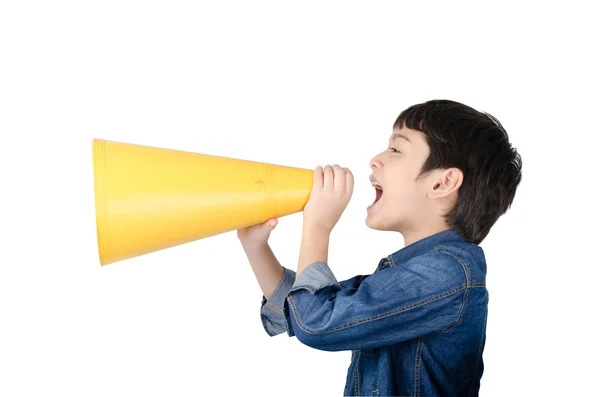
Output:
top-left (400, 224), bottom-right (451, 247)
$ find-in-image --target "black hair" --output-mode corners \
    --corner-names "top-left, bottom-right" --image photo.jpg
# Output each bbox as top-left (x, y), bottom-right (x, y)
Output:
top-left (394, 99), bottom-right (522, 245)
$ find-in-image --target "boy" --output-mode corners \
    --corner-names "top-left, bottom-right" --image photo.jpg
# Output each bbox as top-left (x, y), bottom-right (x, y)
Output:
top-left (238, 99), bottom-right (522, 396)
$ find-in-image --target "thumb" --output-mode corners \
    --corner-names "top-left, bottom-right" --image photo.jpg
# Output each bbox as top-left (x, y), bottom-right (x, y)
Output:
top-left (264, 218), bottom-right (278, 230)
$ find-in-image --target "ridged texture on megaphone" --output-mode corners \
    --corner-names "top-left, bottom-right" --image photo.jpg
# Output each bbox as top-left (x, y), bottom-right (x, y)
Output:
top-left (92, 139), bottom-right (314, 265)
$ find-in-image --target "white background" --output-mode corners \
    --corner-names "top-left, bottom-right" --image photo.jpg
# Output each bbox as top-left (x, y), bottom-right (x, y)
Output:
top-left (1, 1), bottom-right (598, 396)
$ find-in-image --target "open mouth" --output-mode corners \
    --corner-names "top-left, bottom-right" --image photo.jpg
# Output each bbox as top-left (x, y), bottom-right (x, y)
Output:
top-left (370, 183), bottom-right (383, 207)
top-left (373, 187), bottom-right (383, 204)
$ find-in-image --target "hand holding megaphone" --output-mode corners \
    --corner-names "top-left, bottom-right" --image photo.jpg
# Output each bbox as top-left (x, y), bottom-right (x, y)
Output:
top-left (237, 218), bottom-right (279, 245)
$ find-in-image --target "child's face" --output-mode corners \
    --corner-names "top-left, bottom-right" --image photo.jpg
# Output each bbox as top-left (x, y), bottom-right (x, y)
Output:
top-left (366, 126), bottom-right (434, 232)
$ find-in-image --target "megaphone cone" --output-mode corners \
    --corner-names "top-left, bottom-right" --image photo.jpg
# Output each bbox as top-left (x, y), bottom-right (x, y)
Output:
top-left (92, 139), bottom-right (314, 265)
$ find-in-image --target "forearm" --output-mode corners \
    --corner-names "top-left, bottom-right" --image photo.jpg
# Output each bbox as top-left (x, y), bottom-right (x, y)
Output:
top-left (241, 241), bottom-right (284, 300)
top-left (297, 222), bottom-right (331, 277)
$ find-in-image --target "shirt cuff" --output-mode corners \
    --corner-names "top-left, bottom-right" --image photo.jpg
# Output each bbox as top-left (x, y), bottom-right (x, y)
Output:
top-left (260, 266), bottom-right (296, 336)
top-left (282, 261), bottom-right (339, 337)
top-left (289, 261), bottom-right (339, 294)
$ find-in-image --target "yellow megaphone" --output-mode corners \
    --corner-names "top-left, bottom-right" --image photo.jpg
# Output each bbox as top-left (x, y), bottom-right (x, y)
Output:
top-left (92, 138), bottom-right (314, 265)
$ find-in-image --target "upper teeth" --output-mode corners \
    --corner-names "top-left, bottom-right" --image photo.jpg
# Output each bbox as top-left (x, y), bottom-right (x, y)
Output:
top-left (371, 181), bottom-right (382, 189)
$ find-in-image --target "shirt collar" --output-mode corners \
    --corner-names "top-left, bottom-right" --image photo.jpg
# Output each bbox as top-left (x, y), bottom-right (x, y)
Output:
top-left (382, 229), bottom-right (465, 268)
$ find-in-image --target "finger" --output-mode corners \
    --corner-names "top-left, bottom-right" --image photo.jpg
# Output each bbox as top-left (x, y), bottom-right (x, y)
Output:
top-left (333, 165), bottom-right (346, 195)
top-left (313, 165), bottom-right (323, 190)
top-left (344, 168), bottom-right (354, 195)
top-left (265, 218), bottom-right (278, 228)
top-left (323, 164), bottom-right (333, 191)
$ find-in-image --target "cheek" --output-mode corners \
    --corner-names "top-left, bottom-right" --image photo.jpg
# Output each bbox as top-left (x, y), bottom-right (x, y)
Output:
top-left (383, 180), bottom-right (412, 199)
top-left (382, 183), bottom-right (420, 211)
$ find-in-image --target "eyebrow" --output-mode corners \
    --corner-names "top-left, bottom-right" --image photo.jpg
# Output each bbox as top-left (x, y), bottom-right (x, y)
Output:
top-left (391, 133), bottom-right (411, 144)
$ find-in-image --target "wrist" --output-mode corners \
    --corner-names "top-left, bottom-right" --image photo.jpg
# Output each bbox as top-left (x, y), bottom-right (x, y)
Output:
top-left (302, 218), bottom-right (333, 236)
top-left (240, 238), bottom-right (270, 251)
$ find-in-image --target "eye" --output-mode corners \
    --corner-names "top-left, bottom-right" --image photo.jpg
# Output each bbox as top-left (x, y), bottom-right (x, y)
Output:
top-left (388, 147), bottom-right (400, 153)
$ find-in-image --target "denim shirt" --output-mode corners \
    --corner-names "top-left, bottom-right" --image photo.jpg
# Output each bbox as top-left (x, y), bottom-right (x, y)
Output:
top-left (260, 229), bottom-right (488, 396)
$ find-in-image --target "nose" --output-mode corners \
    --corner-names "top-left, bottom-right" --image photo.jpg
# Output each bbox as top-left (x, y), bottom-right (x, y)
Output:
top-left (370, 156), bottom-right (382, 170)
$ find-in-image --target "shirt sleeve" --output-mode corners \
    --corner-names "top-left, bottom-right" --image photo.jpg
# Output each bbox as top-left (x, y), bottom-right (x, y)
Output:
top-left (260, 262), bottom-right (368, 336)
top-left (260, 266), bottom-right (297, 336)
top-left (281, 253), bottom-right (467, 351)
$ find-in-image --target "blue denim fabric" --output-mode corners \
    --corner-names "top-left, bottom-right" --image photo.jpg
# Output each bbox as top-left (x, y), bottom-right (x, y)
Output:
top-left (260, 229), bottom-right (488, 396)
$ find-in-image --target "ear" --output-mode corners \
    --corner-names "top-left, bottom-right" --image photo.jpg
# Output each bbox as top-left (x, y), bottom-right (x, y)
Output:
top-left (428, 168), bottom-right (463, 199)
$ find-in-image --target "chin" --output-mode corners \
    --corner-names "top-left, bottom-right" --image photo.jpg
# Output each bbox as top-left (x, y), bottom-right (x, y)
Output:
top-left (365, 217), bottom-right (381, 230)
top-left (366, 213), bottom-right (390, 231)
top-left (366, 209), bottom-right (401, 232)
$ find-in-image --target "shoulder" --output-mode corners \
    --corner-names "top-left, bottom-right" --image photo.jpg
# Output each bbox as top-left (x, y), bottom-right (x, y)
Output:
top-left (433, 241), bottom-right (487, 284)
top-left (400, 245), bottom-right (470, 287)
